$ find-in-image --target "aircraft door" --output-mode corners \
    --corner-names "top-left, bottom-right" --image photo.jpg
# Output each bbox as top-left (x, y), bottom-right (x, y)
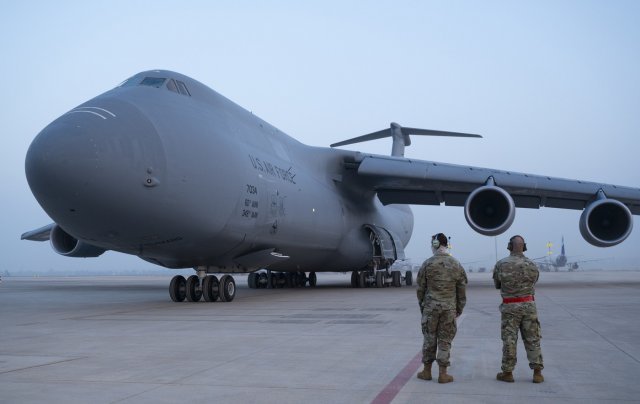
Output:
top-left (384, 228), bottom-right (406, 260)
top-left (363, 224), bottom-right (406, 268)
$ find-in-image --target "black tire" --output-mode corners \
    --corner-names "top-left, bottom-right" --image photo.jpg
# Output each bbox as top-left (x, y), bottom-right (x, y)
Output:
top-left (392, 271), bottom-right (401, 287)
top-left (203, 275), bottom-right (220, 302)
top-left (375, 271), bottom-right (384, 288)
top-left (258, 272), bottom-right (268, 288)
top-left (285, 273), bottom-right (294, 288)
top-left (169, 275), bottom-right (186, 302)
top-left (297, 272), bottom-right (307, 287)
top-left (248, 273), bottom-right (258, 289)
top-left (308, 272), bottom-right (317, 287)
top-left (359, 271), bottom-right (367, 288)
top-left (186, 275), bottom-right (202, 302)
top-left (276, 273), bottom-right (286, 288)
top-left (405, 270), bottom-right (413, 286)
top-left (351, 271), bottom-right (358, 288)
top-left (219, 275), bottom-right (236, 302)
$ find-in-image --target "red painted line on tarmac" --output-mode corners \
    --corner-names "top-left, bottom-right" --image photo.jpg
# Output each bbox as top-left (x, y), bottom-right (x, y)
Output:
top-left (371, 314), bottom-right (467, 404)
top-left (370, 351), bottom-right (423, 404)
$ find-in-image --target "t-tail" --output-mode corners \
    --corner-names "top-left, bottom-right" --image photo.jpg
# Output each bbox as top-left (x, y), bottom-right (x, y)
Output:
top-left (330, 122), bottom-right (481, 157)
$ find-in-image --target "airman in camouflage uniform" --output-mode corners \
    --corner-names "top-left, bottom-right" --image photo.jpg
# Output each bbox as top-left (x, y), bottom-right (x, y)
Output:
top-left (416, 233), bottom-right (467, 383)
top-left (493, 235), bottom-right (544, 383)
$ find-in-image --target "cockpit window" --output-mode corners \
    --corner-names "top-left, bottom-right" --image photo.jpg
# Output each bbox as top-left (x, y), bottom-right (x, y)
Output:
top-left (166, 79), bottom-right (191, 96)
top-left (176, 80), bottom-right (191, 96)
top-left (167, 79), bottom-right (179, 93)
top-left (140, 77), bottom-right (166, 88)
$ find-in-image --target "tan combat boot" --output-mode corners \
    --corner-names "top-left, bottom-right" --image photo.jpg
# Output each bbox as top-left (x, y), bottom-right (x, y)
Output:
top-left (496, 371), bottom-right (514, 382)
top-left (438, 365), bottom-right (454, 383)
top-left (416, 362), bottom-right (432, 380)
top-left (417, 362), bottom-right (432, 380)
top-left (533, 368), bottom-right (544, 383)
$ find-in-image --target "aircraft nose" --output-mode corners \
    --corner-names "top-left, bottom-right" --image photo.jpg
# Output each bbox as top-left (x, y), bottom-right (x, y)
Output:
top-left (25, 99), bottom-right (166, 234)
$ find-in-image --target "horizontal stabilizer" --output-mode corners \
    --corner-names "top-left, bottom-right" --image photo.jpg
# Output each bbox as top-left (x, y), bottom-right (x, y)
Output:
top-left (21, 223), bottom-right (55, 241)
top-left (330, 122), bottom-right (481, 157)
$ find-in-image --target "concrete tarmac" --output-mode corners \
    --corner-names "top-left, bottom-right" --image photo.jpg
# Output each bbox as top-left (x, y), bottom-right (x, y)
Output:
top-left (1, 270), bottom-right (640, 403)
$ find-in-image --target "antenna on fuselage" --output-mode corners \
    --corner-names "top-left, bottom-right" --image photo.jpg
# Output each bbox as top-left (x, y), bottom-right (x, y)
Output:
top-left (330, 122), bottom-right (482, 157)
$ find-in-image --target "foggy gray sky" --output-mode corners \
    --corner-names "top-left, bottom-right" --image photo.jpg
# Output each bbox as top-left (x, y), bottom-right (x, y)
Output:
top-left (2, 1), bottom-right (639, 274)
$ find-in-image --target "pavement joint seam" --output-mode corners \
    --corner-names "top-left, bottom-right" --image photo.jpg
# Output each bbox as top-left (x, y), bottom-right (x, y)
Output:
top-left (0, 357), bottom-right (87, 375)
top-left (540, 293), bottom-right (640, 365)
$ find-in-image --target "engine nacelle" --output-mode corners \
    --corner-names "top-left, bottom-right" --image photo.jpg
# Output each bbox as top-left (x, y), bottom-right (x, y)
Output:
top-left (579, 198), bottom-right (633, 247)
top-left (464, 185), bottom-right (516, 236)
top-left (50, 225), bottom-right (106, 257)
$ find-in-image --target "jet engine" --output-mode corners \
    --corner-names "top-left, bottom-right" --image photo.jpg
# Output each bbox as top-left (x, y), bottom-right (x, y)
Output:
top-left (50, 225), bottom-right (106, 257)
top-left (464, 184), bottom-right (515, 236)
top-left (579, 198), bottom-right (633, 247)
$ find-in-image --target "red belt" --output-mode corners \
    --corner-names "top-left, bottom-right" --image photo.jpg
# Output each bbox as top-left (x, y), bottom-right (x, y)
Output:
top-left (502, 295), bottom-right (534, 304)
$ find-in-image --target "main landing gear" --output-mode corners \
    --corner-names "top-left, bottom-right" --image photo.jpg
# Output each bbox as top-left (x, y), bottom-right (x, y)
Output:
top-left (169, 274), bottom-right (236, 302)
top-left (350, 270), bottom-right (413, 288)
top-left (247, 271), bottom-right (317, 289)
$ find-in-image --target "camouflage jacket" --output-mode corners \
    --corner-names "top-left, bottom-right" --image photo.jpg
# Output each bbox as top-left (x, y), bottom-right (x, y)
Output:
top-left (416, 251), bottom-right (467, 314)
top-left (493, 252), bottom-right (539, 298)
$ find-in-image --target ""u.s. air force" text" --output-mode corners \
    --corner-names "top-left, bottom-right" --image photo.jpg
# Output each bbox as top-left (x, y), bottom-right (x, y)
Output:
top-left (248, 154), bottom-right (296, 184)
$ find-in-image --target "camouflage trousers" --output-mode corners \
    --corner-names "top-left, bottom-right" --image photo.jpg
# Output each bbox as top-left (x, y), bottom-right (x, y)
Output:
top-left (421, 305), bottom-right (457, 367)
top-left (500, 302), bottom-right (544, 372)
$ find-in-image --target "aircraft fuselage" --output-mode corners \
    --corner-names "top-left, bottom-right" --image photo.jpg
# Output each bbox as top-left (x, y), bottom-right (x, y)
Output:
top-left (25, 71), bottom-right (413, 272)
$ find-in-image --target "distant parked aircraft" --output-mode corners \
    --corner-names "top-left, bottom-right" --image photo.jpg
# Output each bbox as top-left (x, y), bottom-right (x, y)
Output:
top-left (534, 237), bottom-right (603, 271)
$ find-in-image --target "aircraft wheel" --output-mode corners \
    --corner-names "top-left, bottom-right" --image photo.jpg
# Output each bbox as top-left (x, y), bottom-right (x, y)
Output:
top-left (258, 272), bottom-right (268, 288)
top-left (405, 271), bottom-right (413, 286)
top-left (375, 271), bottom-right (384, 288)
top-left (285, 273), bottom-right (294, 288)
top-left (219, 275), bottom-right (236, 302)
top-left (392, 271), bottom-right (401, 287)
top-left (169, 275), bottom-right (186, 302)
top-left (308, 272), bottom-right (317, 287)
top-left (203, 275), bottom-right (220, 302)
top-left (276, 273), bottom-right (286, 288)
top-left (248, 273), bottom-right (258, 289)
top-left (186, 275), bottom-right (202, 302)
top-left (296, 272), bottom-right (306, 287)
top-left (351, 271), bottom-right (358, 288)
top-left (359, 271), bottom-right (367, 288)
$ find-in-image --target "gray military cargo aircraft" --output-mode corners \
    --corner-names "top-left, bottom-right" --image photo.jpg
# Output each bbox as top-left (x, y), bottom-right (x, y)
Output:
top-left (534, 237), bottom-right (604, 272)
top-left (22, 70), bottom-right (640, 302)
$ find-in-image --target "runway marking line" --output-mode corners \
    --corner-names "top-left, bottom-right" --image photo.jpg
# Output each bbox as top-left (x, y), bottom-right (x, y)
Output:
top-left (371, 314), bottom-right (467, 404)
top-left (370, 351), bottom-right (423, 404)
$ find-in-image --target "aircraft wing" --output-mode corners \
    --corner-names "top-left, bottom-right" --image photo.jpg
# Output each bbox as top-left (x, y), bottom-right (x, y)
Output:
top-left (349, 154), bottom-right (640, 212)
top-left (339, 153), bottom-right (640, 247)
top-left (21, 223), bottom-right (55, 241)
top-left (569, 258), bottom-right (608, 265)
